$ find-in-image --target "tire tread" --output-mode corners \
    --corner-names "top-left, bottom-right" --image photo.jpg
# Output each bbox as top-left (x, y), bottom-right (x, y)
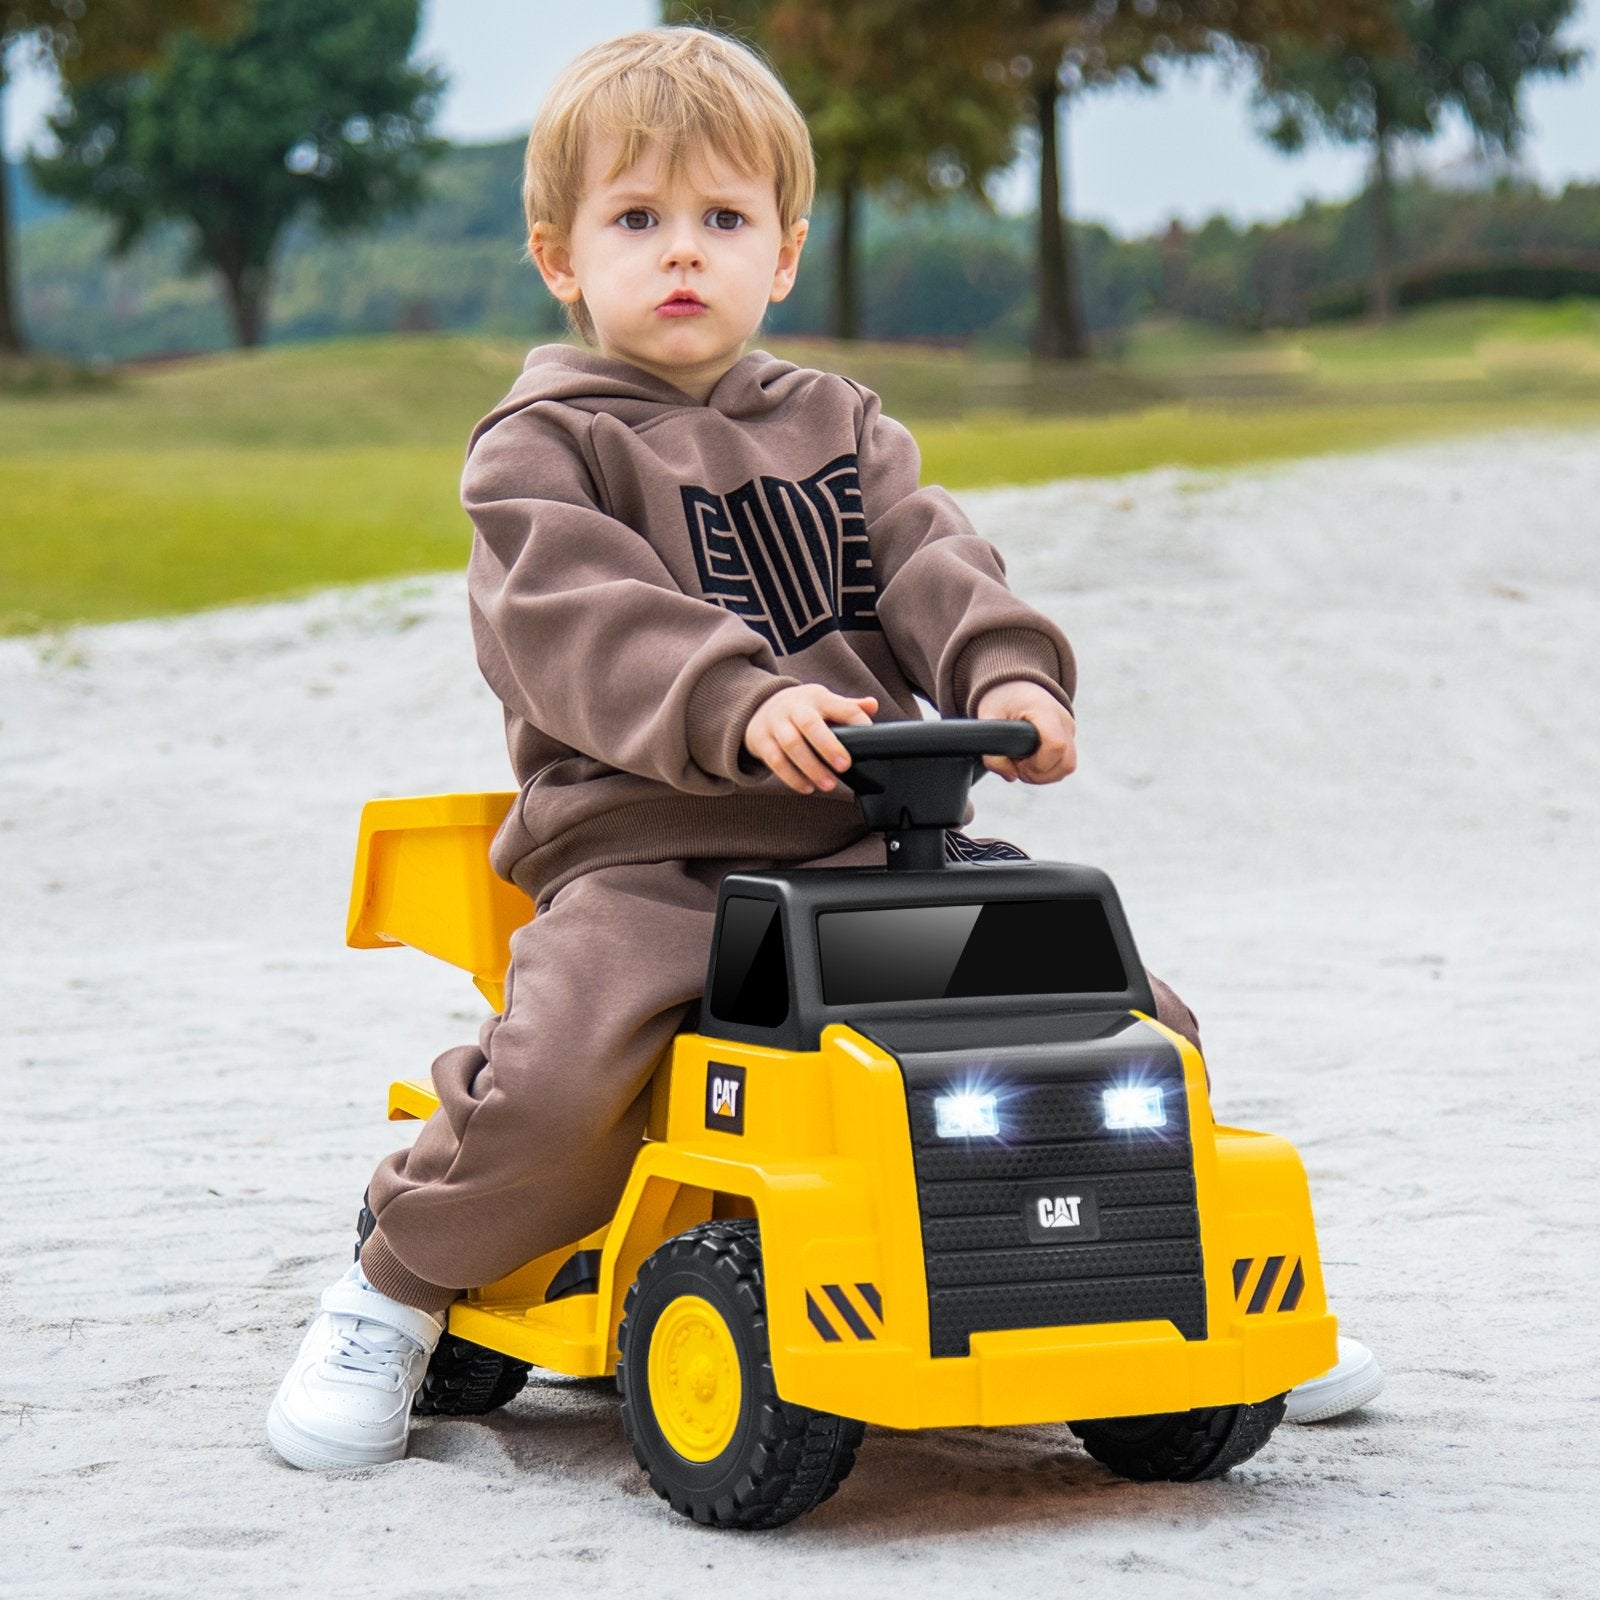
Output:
top-left (1071, 1393), bottom-right (1288, 1482)
top-left (413, 1333), bottom-right (532, 1417)
top-left (619, 1220), bottom-right (863, 1529)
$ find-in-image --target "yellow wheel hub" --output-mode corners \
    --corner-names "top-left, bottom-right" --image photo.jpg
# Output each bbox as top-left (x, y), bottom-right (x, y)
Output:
top-left (648, 1294), bottom-right (743, 1462)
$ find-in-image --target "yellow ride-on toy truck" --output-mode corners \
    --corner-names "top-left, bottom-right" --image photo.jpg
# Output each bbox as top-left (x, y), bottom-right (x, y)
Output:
top-left (345, 720), bottom-right (1334, 1528)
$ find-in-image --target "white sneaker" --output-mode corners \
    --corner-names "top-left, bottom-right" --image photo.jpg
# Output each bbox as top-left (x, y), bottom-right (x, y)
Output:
top-left (1284, 1336), bottom-right (1385, 1423)
top-left (266, 1262), bottom-right (445, 1469)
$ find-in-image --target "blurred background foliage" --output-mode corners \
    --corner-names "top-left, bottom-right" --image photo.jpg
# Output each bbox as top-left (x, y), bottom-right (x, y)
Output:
top-left (12, 140), bottom-right (1600, 361)
top-left (4, 0), bottom-right (1593, 363)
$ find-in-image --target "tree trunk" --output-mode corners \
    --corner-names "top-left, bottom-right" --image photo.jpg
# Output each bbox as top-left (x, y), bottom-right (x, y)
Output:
top-left (0, 69), bottom-right (29, 357)
top-left (832, 169), bottom-right (860, 343)
top-left (1368, 101), bottom-right (1398, 324)
top-left (1032, 70), bottom-right (1088, 362)
top-left (220, 257), bottom-right (270, 347)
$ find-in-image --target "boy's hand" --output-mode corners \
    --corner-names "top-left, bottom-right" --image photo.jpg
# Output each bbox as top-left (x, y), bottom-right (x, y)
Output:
top-left (975, 680), bottom-right (1077, 784)
top-left (744, 687), bottom-right (878, 795)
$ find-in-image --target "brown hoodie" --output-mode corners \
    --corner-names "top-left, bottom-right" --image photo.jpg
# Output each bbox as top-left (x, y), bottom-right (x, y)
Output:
top-left (463, 344), bottom-right (1075, 904)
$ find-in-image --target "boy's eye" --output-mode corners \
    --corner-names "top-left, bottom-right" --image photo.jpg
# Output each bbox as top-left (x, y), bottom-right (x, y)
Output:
top-left (618, 209), bottom-right (654, 231)
top-left (708, 209), bottom-right (745, 231)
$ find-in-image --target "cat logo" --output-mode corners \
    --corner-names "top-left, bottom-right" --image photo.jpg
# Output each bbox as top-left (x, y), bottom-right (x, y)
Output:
top-left (1022, 1180), bottom-right (1101, 1244)
top-left (1037, 1195), bottom-right (1083, 1229)
top-left (705, 1062), bottom-right (747, 1135)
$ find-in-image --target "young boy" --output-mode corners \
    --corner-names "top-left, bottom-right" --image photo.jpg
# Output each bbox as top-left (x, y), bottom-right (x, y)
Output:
top-left (267, 26), bottom-right (1378, 1471)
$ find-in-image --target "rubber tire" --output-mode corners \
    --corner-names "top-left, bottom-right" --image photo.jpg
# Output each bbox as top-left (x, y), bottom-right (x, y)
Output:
top-left (617, 1220), bottom-right (865, 1529)
top-left (412, 1333), bottom-right (532, 1418)
top-left (1070, 1394), bottom-right (1288, 1482)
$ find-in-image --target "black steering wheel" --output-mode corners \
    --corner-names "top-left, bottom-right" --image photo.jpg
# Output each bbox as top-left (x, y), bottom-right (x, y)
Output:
top-left (834, 718), bottom-right (1038, 766)
top-left (830, 719), bottom-right (1039, 871)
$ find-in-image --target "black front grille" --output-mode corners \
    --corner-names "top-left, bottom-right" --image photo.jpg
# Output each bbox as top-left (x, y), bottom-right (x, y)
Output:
top-left (904, 1066), bottom-right (1205, 1358)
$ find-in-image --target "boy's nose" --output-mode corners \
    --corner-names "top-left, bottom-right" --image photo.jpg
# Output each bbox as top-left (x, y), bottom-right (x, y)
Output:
top-left (659, 223), bottom-right (705, 272)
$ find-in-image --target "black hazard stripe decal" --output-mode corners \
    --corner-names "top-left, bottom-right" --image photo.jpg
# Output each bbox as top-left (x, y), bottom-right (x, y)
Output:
top-left (822, 1285), bottom-right (872, 1339)
top-left (807, 1282), bottom-right (883, 1341)
top-left (1279, 1258), bottom-right (1305, 1311)
top-left (805, 1291), bottom-right (842, 1342)
top-left (1233, 1255), bottom-right (1305, 1314)
top-left (1247, 1255), bottom-right (1285, 1314)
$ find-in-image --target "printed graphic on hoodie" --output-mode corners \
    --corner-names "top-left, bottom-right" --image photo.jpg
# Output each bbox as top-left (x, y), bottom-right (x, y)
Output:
top-left (680, 453), bottom-right (879, 657)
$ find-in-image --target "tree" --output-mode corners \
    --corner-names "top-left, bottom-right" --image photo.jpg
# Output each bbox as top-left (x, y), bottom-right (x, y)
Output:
top-left (665, 1), bottom-right (1029, 341)
top-left (1014, 1), bottom-right (1400, 360)
top-left (1252, 0), bottom-right (1585, 320)
top-left (1, 1), bottom-right (244, 355)
top-left (30, 0), bottom-right (443, 347)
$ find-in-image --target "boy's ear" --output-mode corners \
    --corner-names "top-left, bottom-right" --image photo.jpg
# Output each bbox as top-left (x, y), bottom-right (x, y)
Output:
top-left (769, 218), bottom-right (808, 304)
top-left (529, 222), bottom-right (583, 304)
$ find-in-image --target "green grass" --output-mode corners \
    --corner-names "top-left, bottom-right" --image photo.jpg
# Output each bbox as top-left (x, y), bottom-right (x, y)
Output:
top-left (1, 336), bottom-right (514, 633)
top-left (1, 448), bottom-right (466, 631)
top-left (4, 303), bottom-right (1600, 634)
top-left (0, 334), bottom-right (525, 453)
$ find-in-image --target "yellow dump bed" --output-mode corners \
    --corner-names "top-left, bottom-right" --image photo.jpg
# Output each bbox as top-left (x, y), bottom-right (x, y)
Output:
top-left (345, 792), bottom-right (531, 1012)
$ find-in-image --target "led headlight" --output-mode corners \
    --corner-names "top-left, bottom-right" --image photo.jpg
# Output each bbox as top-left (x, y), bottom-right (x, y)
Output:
top-left (935, 1091), bottom-right (999, 1138)
top-left (1103, 1084), bottom-right (1166, 1130)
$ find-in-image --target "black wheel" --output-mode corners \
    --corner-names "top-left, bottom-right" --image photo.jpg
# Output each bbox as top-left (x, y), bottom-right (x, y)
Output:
top-left (617, 1219), bottom-right (865, 1529)
top-left (1070, 1394), bottom-right (1288, 1482)
top-left (413, 1332), bottom-right (532, 1417)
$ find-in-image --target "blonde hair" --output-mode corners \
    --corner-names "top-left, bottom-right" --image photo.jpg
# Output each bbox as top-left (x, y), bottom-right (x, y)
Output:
top-left (524, 26), bottom-right (815, 342)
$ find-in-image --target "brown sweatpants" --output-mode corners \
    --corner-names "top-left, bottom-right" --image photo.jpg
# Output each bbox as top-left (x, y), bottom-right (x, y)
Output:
top-left (359, 835), bottom-right (1202, 1313)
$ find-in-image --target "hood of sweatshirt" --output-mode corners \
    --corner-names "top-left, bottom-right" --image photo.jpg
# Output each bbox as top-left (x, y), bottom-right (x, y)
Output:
top-left (475, 344), bottom-right (816, 437)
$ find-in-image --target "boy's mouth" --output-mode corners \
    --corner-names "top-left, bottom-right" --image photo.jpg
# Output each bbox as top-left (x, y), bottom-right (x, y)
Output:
top-left (657, 291), bottom-right (707, 318)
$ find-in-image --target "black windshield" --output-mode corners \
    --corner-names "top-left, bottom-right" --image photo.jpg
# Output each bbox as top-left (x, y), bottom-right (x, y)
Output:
top-left (816, 899), bottom-right (1126, 1006)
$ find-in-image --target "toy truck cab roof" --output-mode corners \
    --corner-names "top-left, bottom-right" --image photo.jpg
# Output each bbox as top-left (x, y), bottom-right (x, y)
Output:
top-left (705, 860), bottom-right (1158, 1053)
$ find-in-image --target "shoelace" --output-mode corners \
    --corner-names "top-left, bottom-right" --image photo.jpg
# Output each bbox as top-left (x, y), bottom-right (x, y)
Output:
top-left (321, 1316), bottom-right (423, 1390)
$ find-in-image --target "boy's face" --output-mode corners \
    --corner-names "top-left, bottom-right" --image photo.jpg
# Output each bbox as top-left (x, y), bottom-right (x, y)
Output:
top-left (530, 136), bottom-right (807, 402)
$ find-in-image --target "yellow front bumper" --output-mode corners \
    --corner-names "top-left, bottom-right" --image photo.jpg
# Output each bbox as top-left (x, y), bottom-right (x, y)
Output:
top-left (776, 1311), bottom-right (1337, 1430)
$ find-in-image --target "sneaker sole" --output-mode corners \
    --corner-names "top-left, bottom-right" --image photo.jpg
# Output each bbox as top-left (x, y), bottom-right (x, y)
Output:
top-left (1283, 1361), bottom-right (1385, 1424)
top-left (266, 1396), bottom-right (409, 1471)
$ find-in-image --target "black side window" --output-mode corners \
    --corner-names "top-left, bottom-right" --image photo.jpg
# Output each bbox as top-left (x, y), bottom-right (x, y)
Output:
top-left (709, 897), bottom-right (790, 1028)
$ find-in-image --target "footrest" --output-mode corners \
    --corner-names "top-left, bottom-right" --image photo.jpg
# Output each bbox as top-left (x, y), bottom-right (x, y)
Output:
top-left (448, 1294), bottom-right (610, 1376)
top-left (388, 1079), bottom-right (441, 1121)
